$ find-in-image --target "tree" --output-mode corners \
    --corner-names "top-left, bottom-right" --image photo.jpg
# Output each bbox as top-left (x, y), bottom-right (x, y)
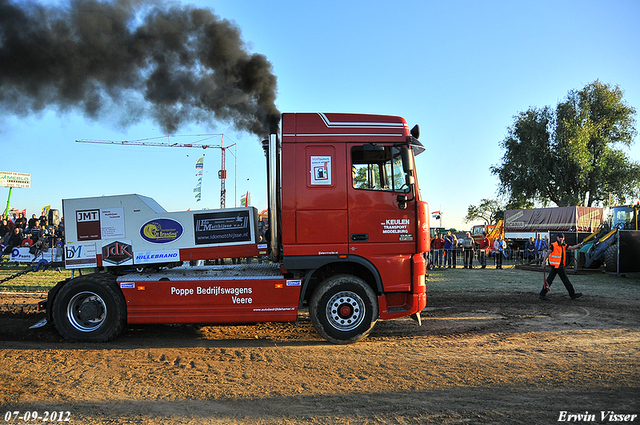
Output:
top-left (464, 199), bottom-right (504, 224)
top-left (492, 80), bottom-right (640, 207)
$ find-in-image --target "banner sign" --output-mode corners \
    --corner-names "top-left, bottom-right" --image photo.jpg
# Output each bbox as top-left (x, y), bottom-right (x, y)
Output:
top-left (194, 210), bottom-right (252, 245)
top-left (505, 206), bottom-right (603, 233)
top-left (0, 171), bottom-right (31, 188)
top-left (11, 247), bottom-right (63, 263)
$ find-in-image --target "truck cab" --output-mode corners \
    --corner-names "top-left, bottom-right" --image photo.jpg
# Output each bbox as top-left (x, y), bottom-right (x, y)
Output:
top-left (278, 113), bottom-right (429, 333)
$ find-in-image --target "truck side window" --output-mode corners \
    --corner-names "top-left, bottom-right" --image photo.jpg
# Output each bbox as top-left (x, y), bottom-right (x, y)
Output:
top-left (351, 145), bottom-right (408, 192)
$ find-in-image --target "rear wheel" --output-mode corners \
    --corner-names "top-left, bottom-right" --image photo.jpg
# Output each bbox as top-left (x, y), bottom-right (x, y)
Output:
top-left (309, 274), bottom-right (378, 344)
top-left (52, 273), bottom-right (126, 342)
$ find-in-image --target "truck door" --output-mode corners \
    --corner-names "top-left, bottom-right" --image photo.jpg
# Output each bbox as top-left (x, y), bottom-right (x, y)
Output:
top-left (348, 144), bottom-right (416, 292)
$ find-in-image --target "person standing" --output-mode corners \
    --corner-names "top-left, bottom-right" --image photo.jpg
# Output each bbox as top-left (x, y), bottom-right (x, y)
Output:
top-left (444, 230), bottom-right (456, 268)
top-left (539, 234), bottom-right (583, 300)
top-left (534, 234), bottom-right (546, 265)
top-left (432, 233), bottom-right (445, 267)
top-left (494, 234), bottom-right (505, 269)
top-left (478, 232), bottom-right (490, 269)
top-left (462, 231), bottom-right (475, 269)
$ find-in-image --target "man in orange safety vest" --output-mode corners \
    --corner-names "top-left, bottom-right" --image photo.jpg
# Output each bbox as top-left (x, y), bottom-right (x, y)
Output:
top-left (539, 233), bottom-right (584, 300)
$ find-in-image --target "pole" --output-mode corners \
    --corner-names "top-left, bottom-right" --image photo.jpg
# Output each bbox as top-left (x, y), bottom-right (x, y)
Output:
top-left (4, 187), bottom-right (12, 217)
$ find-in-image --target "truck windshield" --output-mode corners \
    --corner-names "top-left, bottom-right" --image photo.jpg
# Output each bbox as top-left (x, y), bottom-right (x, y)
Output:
top-left (351, 145), bottom-right (410, 192)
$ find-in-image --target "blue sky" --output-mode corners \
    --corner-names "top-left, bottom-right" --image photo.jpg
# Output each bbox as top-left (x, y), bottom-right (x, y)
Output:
top-left (2, 0), bottom-right (639, 231)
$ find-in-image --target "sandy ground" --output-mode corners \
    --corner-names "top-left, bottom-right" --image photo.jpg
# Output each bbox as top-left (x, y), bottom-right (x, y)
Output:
top-left (1, 268), bottom-right (639, 424)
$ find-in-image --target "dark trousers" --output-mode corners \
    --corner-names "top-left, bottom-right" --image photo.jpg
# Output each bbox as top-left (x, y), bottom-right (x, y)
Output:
top-left (479, 250), bottom-right (486, 267)
top-left (540, 266), bottom-right (576, 297)
top-left (464, 249), bottom-right (473, 267)
top-left (495, 251), bottom-right (503, 268)
top-left (445, 249), bottom-right (456, 267)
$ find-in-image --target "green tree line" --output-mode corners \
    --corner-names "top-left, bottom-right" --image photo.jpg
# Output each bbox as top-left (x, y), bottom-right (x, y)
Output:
top-left (491, 80), bottom-right (639, 208)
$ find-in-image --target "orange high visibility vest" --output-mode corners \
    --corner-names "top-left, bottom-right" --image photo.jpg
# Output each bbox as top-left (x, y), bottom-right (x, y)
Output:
top-left (548, 242), bottom-right (566, 268)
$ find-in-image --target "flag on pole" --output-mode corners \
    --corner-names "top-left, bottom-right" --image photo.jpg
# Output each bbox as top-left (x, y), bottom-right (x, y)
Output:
top-left (194, 156), bottom-right (204, 202)
top-left (240, 192), bottom-right (250, 206)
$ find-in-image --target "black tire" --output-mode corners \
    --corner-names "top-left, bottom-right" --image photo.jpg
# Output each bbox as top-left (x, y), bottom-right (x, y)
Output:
top-left (604, 243), bottom-right (618, 273)
top-left (52, 273), bottom-right (126, 342)
top-left (309, 274), bottom-right (378, 344)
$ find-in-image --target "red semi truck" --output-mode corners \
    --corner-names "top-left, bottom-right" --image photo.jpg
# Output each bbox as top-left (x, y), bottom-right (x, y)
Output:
top-left (40, 112), bottom-right (429, 344)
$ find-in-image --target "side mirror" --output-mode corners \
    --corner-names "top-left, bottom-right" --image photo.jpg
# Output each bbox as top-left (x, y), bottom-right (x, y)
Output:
top-left (401, 146), bottom-right (414, 173)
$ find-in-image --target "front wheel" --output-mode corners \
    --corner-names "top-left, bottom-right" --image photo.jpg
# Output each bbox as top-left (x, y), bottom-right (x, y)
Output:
top-left (604, 244), bottom-right (618, 273)
top-left (309, 274), bottom-right (378, 344)
top-left (52, 273), bottom-right (126, 342)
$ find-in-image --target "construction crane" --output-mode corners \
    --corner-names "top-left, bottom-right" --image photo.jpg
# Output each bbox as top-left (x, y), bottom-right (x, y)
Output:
top-left (76, 135), bottom-right (236, 208)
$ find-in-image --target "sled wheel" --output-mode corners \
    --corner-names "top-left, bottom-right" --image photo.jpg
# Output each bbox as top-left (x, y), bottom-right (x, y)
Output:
top-left (310, 274), bottom-right (378, 344)
top-left (52, 273), bottom-right (126, 342)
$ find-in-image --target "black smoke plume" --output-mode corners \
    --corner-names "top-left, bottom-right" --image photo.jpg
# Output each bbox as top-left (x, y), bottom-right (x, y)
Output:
top-left (0, 0), bottom-right (280, 137)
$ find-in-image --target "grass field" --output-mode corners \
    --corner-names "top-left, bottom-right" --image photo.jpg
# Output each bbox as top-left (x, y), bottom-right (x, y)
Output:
top-left (0, 263), bottom-right (75, 292)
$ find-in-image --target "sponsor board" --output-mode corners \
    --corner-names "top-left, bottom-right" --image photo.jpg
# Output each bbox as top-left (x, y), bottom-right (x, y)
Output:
top-left (194, 210), bottom-right (253, 245)
top-left (64, 242), bottom-right (98, 268)
top-left (140, 218), bottom-right (184, 243)
top-left (134, 249), bottom-right (180, 264)
top-left (10, 247), bottom-right (63, 263)
top-left (101, 240), bottom-right (133, 266)
top-left (0, 171), bottom-right (31, 188)
top-left (76, 208), bottom-right (125, 241)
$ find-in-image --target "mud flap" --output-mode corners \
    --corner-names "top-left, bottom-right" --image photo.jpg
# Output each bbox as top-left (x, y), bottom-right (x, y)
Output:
top-left (410, 312), bottom-right (422, 326)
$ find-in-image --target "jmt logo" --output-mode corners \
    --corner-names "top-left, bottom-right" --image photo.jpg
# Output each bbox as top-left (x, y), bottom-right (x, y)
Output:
top-left (77, 210), bottom-right (99, 222)
top-left (102, 241), bottom-right (133, 265)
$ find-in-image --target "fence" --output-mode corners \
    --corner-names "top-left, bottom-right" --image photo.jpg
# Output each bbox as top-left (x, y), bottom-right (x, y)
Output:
top-left (426, 247), bottom-right (554, 269)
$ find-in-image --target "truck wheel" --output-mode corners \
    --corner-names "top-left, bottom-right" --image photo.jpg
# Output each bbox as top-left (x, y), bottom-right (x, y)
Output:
top-left (52, 273), bottom-right (126, 342)
top-left (309, 275), bottom-right (378, 344)
top-left (604, 244), bottom-right (618, 273)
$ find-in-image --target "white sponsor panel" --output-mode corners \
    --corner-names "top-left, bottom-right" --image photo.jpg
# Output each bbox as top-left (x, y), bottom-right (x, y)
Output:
top-left (64, 242), bottom-right (97, 268)
top-left (134, 249), bottom-right (180, 264)
top-left (10, 247), bottom-right (64, 263)
top-left (100, 208), bottom-right (126, 239)
top-left (0, 171), bottom-right (31, 188)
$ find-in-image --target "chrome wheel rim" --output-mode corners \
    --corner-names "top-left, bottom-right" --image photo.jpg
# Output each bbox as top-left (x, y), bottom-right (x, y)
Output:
top-left (326, 291), bottom-right (365, 331)
top-left (66, 291), bottom-right (107, 332)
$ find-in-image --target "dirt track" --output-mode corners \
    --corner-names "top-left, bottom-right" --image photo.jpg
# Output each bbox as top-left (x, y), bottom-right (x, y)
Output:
top-left (1, 268), bottom-right (639, 424)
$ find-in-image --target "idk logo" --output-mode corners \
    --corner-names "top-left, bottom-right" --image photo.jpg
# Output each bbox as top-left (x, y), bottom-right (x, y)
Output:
top-left (102, 241), bottom-right (133, 265)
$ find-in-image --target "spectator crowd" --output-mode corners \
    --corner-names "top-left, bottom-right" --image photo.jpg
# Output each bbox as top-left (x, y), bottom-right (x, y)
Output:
top-left (1, 211), bottom-right (65, 257)
top-left (430, 230), bottom-right (550, 269)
